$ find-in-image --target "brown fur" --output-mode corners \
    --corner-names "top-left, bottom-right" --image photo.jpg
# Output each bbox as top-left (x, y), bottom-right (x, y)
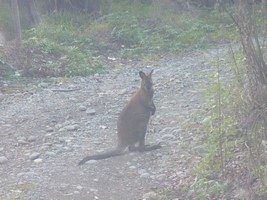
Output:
top-left (78, 70), bottom-right (161, 165)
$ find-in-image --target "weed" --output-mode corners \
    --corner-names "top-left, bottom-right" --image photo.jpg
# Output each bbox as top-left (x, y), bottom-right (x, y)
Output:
top-left (23, 12), bottom-right (103, 77)
top-left (1, 182), bottom-right (35, 200)
top-left (0, 60), bottom-right (16, 80)
top-left (8, 2), bottom-right (239, 77)
top-left (192, 177), bottom-right (225, 200)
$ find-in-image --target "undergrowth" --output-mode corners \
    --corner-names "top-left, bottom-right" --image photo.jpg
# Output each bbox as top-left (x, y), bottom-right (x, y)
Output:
top-left (88, 9), bottom-right (235, 60)
top-left (23, 12), bottom-right (103, 77)
top-left (190, 48), bottom-right (246, 198)
top-left (15, 2), bottom-right (237, 77)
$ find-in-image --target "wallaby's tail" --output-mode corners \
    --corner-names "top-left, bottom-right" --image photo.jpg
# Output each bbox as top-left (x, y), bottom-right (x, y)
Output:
top-left (78, 148), bottom-right (124, 165)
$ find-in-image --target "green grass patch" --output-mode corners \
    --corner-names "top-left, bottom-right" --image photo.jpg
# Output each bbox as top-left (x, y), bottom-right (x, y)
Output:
top-left (87, 8), bottom-right (236, 60)
top-left (21, 2), bottom-right (238, 77)
top-left (23, 12), bottom-right (103, 77)
top-left (0, 59), bottom-right (16, 80)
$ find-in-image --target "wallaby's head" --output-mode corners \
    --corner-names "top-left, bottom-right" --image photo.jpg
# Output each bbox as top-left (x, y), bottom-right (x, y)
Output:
top-left (139, 70), bottom-right (154, 94)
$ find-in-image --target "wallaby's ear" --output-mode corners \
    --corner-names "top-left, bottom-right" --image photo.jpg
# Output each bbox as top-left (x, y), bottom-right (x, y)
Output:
top-left (148, 69), bottom-right (154, 78)
top-left (139, 71), bottom-right (146, 79)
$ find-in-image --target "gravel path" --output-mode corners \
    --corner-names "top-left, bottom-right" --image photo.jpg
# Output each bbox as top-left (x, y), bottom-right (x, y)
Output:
top-left (0, 47), bottom-right (226, 200)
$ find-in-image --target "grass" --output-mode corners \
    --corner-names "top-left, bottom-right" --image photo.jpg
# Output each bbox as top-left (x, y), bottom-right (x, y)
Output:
top-left (87, 7), bottom-right (236, 59)
top-left (0, 60), bottom-right (16, 80)
top-left (0, 2), bottom-right (238, 78)
top-left (23, 12), bottom-right (103, 77)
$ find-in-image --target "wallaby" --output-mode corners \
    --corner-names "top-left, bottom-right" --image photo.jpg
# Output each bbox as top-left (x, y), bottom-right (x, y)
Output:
top-left (78, 70), bottom-right (161, 165)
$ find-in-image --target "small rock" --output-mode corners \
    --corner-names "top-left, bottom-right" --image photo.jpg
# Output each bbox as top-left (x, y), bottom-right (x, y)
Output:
top-left (129, 166), bottom-right (136, 169)
top-left (17, 172), bottom-right (25, 177)
top-left (0, 156), bottom-right (8, 164)
top-left (159, 127), bottom-right (173, 134)
top-left (154, 174), bottom-right (166, 181)
top-left (142, 191), bottom-right (158, 200)
top-left (24, 171), bottom-right (37, 178)
top-left (119, 89), bottom-right (127, 95)
top-left (46, 127), bottom-right (54, 132)
top-left (99, 125), bottom-right (107, 129)
top-left (38, 82), bottom-right (49, 88)
top-left (29, 152), bottom-right (41, 160)
top-left (76, 185), bottom-right (83, 190)
top-left (45, 151), bottom-right (56, 157)
top-left (89, 188), bottom-right (98, 192)
top-left (0, 147), bottom-right (3, 152)
top-left (59, 137), bottom-right (67, 142)
top-left (27, 136), bottom-right (37, 142)
top-left (34, 158), bottom-right (43, 163)
top-left (79, 105), bottom-right (87, 111)
top-left (65, 125), bottom-right (79, 131)
top-left (161, 133), bottom-right (176, 140)
top-left (59, 128), bottom-right (66, 132)
top-left (192, 145), bottom-right (204, 153)
top-left (18, 139), bottom-right (28, 145)
top-left (55, 124), bottom-right (63, 129)
top-left (138, 169), bottom-right (147, 174)
top-left (140, 173), bottom-right (150, 179)
top-left (59, 183), bottom-right (69, 191)
top-left (85, 160), bottom-right (97, 164)
top-left (86, 108), bottom-right (96, 115)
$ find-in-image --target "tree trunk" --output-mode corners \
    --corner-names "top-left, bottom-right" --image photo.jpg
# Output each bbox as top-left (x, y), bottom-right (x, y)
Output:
top-left (11, 0), bottom-right (22, 44)
top-left (27, 0), bottom-right (40, 25)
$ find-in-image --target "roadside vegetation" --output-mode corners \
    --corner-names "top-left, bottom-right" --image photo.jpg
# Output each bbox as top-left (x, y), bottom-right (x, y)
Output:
top-left (0, 1), bottom-right (237, 79)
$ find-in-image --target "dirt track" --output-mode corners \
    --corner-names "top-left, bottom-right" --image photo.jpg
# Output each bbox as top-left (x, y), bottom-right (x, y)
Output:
top-left (0, 47), bottom-right (226, 200)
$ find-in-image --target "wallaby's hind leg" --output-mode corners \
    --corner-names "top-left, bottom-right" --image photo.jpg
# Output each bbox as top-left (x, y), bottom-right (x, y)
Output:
top-left (142, 144), bottom-right (162, 151)
top-left (138, 134), bottom-right (161, 152)
top-left (128, 145), bottom-right (138, 152)
top-left (128, 143), bottom-right (161, 152)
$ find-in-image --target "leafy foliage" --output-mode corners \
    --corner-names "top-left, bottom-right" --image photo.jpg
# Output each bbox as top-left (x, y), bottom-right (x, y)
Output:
top-left (2, 1), bottom-right (237, 78)
top-left (23, 12), bottom-right (103, 77)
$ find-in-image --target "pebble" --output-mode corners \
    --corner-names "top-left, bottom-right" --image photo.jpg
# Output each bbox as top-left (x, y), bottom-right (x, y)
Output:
top-left (89, 188), bottom-right (98, 192)
top-left (34, 158), bottom-right (43, 163)
top-left (76, 185), bottom-right (83, 190)
top-left (119, 89), bottom-right (127, 95)
top-left (140, 173), bottom-right (150, 179)
top-left (38, 82), bottom-right (49, 88)
top-left (65, 125), bottom-right (79, 131)
top-left (159, 127), bottom-right (173, 134)
top-left (27, 136), bottom-right (37, 142)
top-left (161, 133), bottom-right (176, 140)
top-left (86, 108), bottom-right (96, 115)
top-left (46, 151), bottom-right (56, 156)
top-left (85, 160), bottom-right (97, 164)
top-left (46, 127), bottom-right (54, 132)
top-left (18, 139), bottom-right (28, 145)
top-left (29, 152), bottom-right (41, 160)
top-left (142, 191), bottom-right (158, 200)
top-left (55, 124), bottom-right (63, 129)
top-left (79, 105), bottom-right (87, 111)
top-left (100, 125), bottom-right (107, 129)
top-left (0, 156), bottom-right (8, 164)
